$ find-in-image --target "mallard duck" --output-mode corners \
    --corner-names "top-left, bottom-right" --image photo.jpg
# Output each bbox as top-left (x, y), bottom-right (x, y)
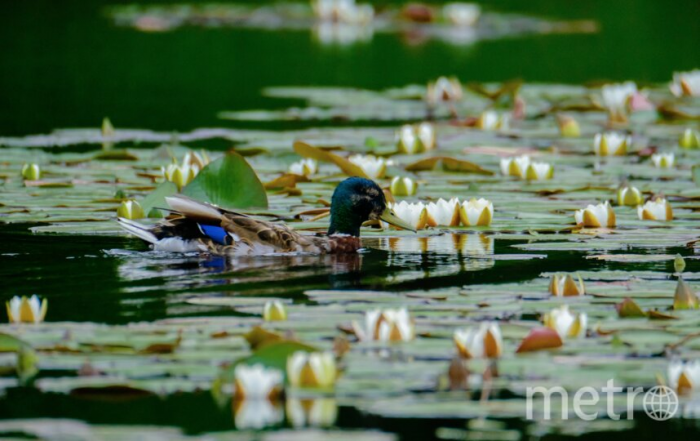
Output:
top-left (118, 177), bottom-right (414, 255)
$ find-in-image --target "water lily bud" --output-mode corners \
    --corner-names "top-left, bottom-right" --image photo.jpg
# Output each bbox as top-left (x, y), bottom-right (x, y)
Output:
top-left (353, 308), bottom-right (415, 342)
top-left (680, 128), bottom-right (700, 149)
top-left (593, 132), bottom-right (629, 156)
top-left (675, 254), bottom-right (686, 274)
top-left (549, 274), bottom-right (585, 297)
top-left (426, 76), bottom-right (463, 105)
top-left (233, 364), bottom-right (283, 401)
top-left (574, 201), bottom-right (616, 228)
top-left (617, 186), bottom-right (642, 206)
top-left (673, 279), bottom-right (699, 310)
top-left (6, 295), bottom-right (48, 324)
top-left (162, 163), bottom-right (199, 190)
top-left (668, 360), bottom-right (700, 395)
top-left (525, 162), bottom-right (554, 180)
top-left (476, 110), bottom-right (509, 131)
top-left (289, 158), bottom-right (318, 176)
top-left (459, 198), bottom-right (493, 227)
top-left (102, 118), bottom-right (115, 150)
top-left (21, 163), bottom-right (41, 180)
top-left (443, 3), bottom-right (481, 27)
top-left (396, 122), bottom-right (436, 154)
top-left (543, 305), bottom-right (587, 339)
top-left (385, 201), bottom-right (430, 230)
top-left (557, 114), bottom-right (580, 138)
top-left (117, 200), bottom-right (145, 220)
top-left (263, 301), bottom-right (287, 321)
top-left (390, 176), bottom-right (418, 196)
top-left (500, 155), bottom-right (530, 178)
top-left (453, 322), bottom-right (503, 359)
top-left (651, 153), bottom-right (675, 169)
top-left (348, 154), bottom-right (386, 179)
top-left (637, 198), bottom-right (673, 221)
top-left (426, 198), bottom-right (461, 227)
top-left (670, 70), bottom-right (700, 97)
top-left (286, 351), bottom-right (337, 388)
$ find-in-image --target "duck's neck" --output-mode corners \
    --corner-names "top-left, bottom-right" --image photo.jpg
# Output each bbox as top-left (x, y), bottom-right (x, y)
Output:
top-left (328, 205), bottom-right (362, 237)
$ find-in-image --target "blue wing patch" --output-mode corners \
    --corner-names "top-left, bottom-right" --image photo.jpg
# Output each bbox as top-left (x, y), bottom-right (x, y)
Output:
top-left (198, 224), bottom-right (230, 245)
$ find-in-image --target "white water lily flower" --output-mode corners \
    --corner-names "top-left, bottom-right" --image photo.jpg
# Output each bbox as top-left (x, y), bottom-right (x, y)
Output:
top-left (670, 70), bottom-right (700, 97)
top-left (453, 322), bottom-right (503, 359)
top-left (617, 186), bottom-right (643, 206)
top-left (459, 198), bottom-right (493, 227)
top-left (637, 198), bottom-right (673, 221)
top-left (476, 110), bottom-right (509, 131)
top-left (286, 398), bottom-right (338, 428)
top-left (443, 3), bottom-right (481, 27)
top-left (313, 0), bottom-right (373, 24)
top-left (234, 399), bottom-right (283, 430)
top-left (348, 154), bottom-right (386, 179)
top-left (287, 351), bottom-right (337, 388)
top-left (426, 198), bottom-right (461, 227)
top-left (387, 201), bottom-right (430, 230)
top-left (289, 158), bottom-right (318, 176)
top-left (680, 128), bottom-right (700, 149)
top-left (396, 122), bottom-right (436, 154)
top-left (354, 308), bottom-right (415, 342)
top-left (6, 295), bottom-right (47, 324)
top-left (233, 364), bottom-right (284, 400)
top-left (390, 176), bottom-right (418, 196)
top-left (21, 163), bottom-right (41, 181)
top-left (574, 201), bottom-right (616, 228)
top-left (549, 273), bottom-right (585, 297)
top-left (426, 76), bottom-right (463, 105)
top-left (116, 200), bottom-right (145, 220)
top-left (651, 153), bottom-right (675, 168)
top-left (593, 132), bottom-right (630, 156)
top-left (500, 155), bottom-right (531, 177)
top-left (601, 81), bottom-right (637, 122)
top-left (263, 300), bottom-right (287, 321)
top-left (543, 305), bottom-right (587, 339)
top-left (668, 360), bottom-right (700, 394)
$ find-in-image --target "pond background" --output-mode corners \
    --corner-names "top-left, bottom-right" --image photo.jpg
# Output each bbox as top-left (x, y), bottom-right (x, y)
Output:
top-left (3, 1), bottom-right (700, 439)
top-left (2, 0), bottom-right (700, 136)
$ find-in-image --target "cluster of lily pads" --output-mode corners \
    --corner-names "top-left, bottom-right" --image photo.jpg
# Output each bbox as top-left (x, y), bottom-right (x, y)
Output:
top-left (107, 0), bottom-right (596, 47)
top-left (2, 66), bottom-right (700, 436)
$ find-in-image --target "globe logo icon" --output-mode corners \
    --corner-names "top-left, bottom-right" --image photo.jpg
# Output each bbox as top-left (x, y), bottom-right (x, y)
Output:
top-left (643, 386), bottom-right (679, 421)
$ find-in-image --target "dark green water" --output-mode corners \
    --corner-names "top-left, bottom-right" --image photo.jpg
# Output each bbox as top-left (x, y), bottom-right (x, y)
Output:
top-left (2, 1), bottom-right (700, 438)
top-left (2, 0), bottom-right (700, 136)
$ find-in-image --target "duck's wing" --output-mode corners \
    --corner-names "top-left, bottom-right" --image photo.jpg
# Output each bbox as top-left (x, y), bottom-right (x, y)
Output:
top-left (119, 195), bottom-right (327, 255)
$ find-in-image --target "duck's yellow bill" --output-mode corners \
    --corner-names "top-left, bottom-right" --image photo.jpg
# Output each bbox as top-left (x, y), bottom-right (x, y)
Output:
top-left (380, 207), bottom-right (417, 232)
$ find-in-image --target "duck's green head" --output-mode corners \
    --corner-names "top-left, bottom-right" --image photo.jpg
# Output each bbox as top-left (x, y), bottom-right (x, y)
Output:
top-left (328, 177), bottom-right (416, 236)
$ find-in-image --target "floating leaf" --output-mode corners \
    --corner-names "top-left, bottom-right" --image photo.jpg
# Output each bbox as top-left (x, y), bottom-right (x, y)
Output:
top-left (294, 141), bottom-right (368, 178)
top-left (404, 156), bottom-right (493, 175)
top-left (616, 298), bottom-right (647, 318)
top-left (183, 152), bottom-right (268, 209)
top-left (515, 328), bottom-right (563, 353)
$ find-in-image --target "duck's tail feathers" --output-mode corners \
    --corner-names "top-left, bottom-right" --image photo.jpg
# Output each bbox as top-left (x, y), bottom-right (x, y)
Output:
top-left (117, 217), bottom-right (158, 244)
top-left (165, 195), bottom-right (224, 224)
